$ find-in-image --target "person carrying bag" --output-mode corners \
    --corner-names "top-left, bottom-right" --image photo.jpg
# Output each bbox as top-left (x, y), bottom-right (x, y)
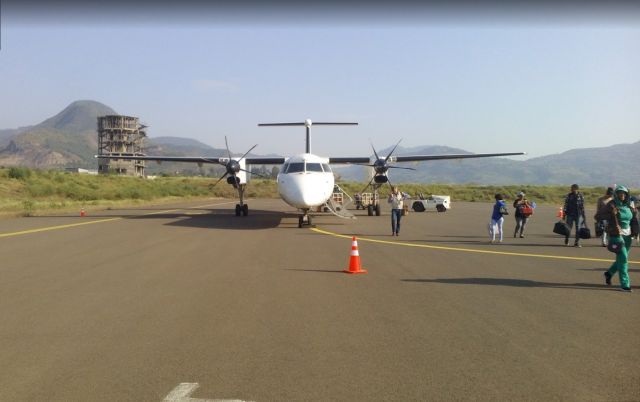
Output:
top-left (603, 185), bottom-right (635, 292)
top-left (562, 184), bottom-right (586, 247)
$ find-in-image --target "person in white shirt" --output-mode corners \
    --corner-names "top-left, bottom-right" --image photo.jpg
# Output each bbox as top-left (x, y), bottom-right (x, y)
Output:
top-left (388, 186), bottom-right (407, 236)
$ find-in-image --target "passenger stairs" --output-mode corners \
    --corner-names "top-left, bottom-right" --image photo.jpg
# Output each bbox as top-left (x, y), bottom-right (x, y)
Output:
top-left (323, 184), bottom-right (356, 219)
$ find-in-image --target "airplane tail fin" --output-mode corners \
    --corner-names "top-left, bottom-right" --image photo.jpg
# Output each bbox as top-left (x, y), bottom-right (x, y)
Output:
top-left (258, 119), bottom-right (357, 154)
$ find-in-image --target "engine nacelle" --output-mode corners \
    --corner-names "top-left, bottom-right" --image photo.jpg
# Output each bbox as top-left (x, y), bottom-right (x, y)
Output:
top-left (374, 175), bottom-right (388, 184)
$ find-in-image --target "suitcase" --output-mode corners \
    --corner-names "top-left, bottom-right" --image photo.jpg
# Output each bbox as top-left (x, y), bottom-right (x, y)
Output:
top-left (553, 221), bottom-right (570, 237)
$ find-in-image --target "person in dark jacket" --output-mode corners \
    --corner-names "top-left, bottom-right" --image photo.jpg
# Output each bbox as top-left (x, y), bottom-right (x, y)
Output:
top-left (603, 185), bottom-right (636, 292)
top-left (562, 184), bottom-right (586, 247)
top-left (513, 191), bottom-right (532, 238)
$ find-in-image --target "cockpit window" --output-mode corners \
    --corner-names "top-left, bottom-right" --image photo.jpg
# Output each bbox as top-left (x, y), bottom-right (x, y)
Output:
top-left (321, 164), bottom-right (332, 173)
top-left (287, 162), bottom-right (305, 173)
top-left (281, 162), bottom-right (289, 173)
top-left (306, 163), bottom-right (323, 172)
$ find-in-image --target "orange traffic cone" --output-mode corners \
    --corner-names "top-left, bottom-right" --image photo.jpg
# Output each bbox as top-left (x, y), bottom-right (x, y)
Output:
top-left (344, 236), bottom-right (367, 274)
top-left (556, 207), bottom-right (564, 218)
top-left (80, 208), bottom-right (86, 217)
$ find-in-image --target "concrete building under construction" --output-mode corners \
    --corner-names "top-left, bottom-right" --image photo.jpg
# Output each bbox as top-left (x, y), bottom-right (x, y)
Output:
top-left (97, 115), bottom-right (146, 176)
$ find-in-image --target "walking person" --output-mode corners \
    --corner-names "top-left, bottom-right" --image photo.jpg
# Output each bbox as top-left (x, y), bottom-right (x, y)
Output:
top-left (594, 187), bottom-right (614, 247)
top-left (388, 186), bottom-right (407, 236)
top-left (489, 193), bottom-right (507, 243)
top-left (562, 184), bottom-right (586, 247)
top-left (513, 191), bottom-right (532, 238)
top-left (603, 185), bottom-right (636, 292)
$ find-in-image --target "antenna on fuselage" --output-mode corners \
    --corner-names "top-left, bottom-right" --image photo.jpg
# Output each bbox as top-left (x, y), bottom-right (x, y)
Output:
top-left (258, 119), bottom-right (358, 154)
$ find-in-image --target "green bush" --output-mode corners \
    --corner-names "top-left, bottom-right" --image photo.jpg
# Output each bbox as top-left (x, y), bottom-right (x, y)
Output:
top-left (22, 200), bottom-right (34, 216)
top-left (9, 167), bottom-right (32, 180)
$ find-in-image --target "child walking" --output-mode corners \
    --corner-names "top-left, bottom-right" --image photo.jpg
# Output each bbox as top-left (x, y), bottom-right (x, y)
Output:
top-left (489, 193), bottom-right (507, 243)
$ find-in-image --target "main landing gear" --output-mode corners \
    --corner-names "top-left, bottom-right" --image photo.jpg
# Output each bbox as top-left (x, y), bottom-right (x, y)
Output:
top-left (235, 203), bottom-right (248, 216)
top-left (366, 203), bottom-right (381, 216)
top-left (298, 209), bottom-right (313, 228)
top-left (233, 182), bottom-right (248, 216)
top-left (365, 182), bottom-right (382, 216)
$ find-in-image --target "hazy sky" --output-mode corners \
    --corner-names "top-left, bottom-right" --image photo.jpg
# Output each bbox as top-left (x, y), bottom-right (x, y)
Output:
top-left (1, 2), bottom-right (639, 159)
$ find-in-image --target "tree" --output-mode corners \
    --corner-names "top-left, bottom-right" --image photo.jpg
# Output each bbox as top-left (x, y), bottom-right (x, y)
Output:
top-left (270, 166), bottom-right (280, 179)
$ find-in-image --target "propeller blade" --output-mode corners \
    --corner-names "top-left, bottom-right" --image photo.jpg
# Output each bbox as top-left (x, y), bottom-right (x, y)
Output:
top-left (239, 167), bottom-right (267, 178)
top-left (386, 176), bottom-right (395, 192)
top-left (213, 172), bottom-right (229, 186)
top-left (358, 175), bottom-right (377, 195)
top-left (224, 136), bottom-right (232, 160)
top-left (384, 139), bottom-right (403, 163)
top-left (238, 144), bottom-right (258, 161)
top-left (370, 141), bottom-right (381, 161)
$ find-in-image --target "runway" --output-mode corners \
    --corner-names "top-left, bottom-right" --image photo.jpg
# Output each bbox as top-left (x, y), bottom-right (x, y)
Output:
top-left (1, 198), bottom-right (638, 401)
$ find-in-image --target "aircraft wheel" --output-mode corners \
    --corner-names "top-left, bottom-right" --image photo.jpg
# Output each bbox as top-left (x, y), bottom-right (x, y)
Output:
top-left (375, 204), bottom-right (381, 216)
top-left (298, 216), bottom-right (304, 228)
top-left (307, 215), bottom-right (313, 226)
top-left (367, 205), bottom-right (373, 216)
top-left (235, 204), bottom-right (241, 216)
top-left (242, 204), bottom-right (249, 216)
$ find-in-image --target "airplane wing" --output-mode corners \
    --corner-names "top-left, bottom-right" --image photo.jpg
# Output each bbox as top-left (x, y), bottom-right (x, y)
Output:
top-left (394, 152), bottom-right (525, 162)
top-left (95, 155), bottom-right (286, 165)
top-left (98, 152), bottom-right (524, 165)
top-left (329, 152), bottom-right (525, 164)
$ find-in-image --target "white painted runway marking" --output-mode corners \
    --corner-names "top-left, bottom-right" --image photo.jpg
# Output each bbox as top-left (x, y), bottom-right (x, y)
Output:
top-left (163, 382), bottom-right (253, 402)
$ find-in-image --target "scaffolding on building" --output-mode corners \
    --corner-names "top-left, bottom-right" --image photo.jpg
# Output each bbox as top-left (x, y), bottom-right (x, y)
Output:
top-left (97, 115), bottom-right (147, 176)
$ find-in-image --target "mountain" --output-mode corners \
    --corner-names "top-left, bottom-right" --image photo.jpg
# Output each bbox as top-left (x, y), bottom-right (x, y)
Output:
top-left (0, 100), bottom-right (117, 168)
top-left (522, 142), bottom-right (640, 186)
top-left (37, 100), bottom-right (116, 134)
top-left (0, 101), bottom-right (229, 171)
top-left (0, 100), bottom-right (638, 186)
top-left (147, 136), bottom-right (224, 156)
top-left (0, 126), bottom-right (34, 147)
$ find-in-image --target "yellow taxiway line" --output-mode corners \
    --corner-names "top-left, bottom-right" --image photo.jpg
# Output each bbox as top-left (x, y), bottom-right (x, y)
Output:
top-left (311, 227), bottom-right (640, 265)
top-left (0, 201), bottom-right (233, 239)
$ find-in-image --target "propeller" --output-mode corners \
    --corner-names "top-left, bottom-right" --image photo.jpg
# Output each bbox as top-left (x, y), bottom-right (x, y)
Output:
top-left (357, 139), bottom-right (415, 194)
top-left (212, 136), bottom-right (265, 186)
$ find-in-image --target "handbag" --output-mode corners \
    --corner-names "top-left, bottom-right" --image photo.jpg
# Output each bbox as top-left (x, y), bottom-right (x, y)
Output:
top-left (521, 206), bottom-right (534, 217)
top-left (607, 238), bottom-right (624, 254)
top-left (578, 224), bottom-right (591, 239)
top-left (553, 220), bottom-right (570, 237)
top-left (499, 205), bottom-right (509, 215)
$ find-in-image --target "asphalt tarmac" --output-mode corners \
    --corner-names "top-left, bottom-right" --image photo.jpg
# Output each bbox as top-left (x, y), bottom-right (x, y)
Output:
top-left (1, 197), bottom-right (638, 401)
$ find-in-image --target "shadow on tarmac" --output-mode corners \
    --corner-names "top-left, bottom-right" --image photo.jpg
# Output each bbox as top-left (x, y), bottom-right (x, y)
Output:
top-left (401, 277), bottom-right (637, 292)
top-left (577, 267), bottom-right (640, 272)
top-left (35, 209), bottom-right (294, 230)
top-left (156, 209), bottom-right (294, 230)
top-left (285, 268), bottom-right (346, 274)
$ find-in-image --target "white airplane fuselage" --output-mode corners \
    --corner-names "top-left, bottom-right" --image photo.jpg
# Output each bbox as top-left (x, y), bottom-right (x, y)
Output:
top-left (277, 153), bottom-right (335, 210)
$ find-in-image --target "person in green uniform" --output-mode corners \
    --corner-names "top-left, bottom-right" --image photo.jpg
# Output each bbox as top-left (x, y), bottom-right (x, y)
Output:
top-left (604, 185), bottom-right (636, 292)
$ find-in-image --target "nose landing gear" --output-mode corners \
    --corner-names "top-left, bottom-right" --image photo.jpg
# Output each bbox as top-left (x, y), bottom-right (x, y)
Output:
top-left (298, 210), bottom-right (313, 228)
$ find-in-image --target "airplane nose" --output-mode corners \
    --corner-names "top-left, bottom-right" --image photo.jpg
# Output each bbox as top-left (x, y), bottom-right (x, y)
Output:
top-left (279, 176), bottom-right (326, 208)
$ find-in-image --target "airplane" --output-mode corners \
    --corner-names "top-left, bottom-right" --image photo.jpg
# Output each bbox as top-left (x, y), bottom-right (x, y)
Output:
top-left (96, 119), bottom-right (525, 227)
